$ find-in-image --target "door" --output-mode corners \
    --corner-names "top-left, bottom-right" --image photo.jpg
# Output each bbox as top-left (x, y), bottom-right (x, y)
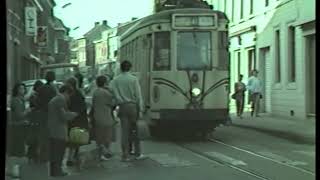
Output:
top-left (259, 47), bottom-right (271, 113)
top-left (306, 35), bottom-right (315, 116)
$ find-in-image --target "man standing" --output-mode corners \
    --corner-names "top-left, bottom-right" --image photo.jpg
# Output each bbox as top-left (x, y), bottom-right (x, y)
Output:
top-left (234, 74), bottom-right (246, 119)
top-left (110, 60), bottom-right (146, 162)
top-left (247, 70), bottom-right (263, 117)
top-left (48, 84), bottom-right (77, 177)
top-left (37, 71), bottom-right (58, 162)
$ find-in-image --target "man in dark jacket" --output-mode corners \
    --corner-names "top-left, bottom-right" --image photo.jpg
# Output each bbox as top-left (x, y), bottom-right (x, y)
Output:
top-left (48, 84), bottom-right (77, 177)
top-left (37, 71), bottom-right (58, 162)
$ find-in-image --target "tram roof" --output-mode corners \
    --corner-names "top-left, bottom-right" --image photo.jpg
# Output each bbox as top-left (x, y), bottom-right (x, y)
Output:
top-left (120, 8), bottom-right (228, 40)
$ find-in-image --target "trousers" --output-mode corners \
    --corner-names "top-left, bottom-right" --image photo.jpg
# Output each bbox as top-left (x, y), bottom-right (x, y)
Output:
top-left (118, 103), bottom-right (141, 158)
top-left (49, 138), bottom-right (66, 175)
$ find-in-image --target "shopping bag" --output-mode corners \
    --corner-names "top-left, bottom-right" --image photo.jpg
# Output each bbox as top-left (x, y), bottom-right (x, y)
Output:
top-left (137, 114), bottom-right (150, 140)
top-left (69, 127), bottom-right (90, 145)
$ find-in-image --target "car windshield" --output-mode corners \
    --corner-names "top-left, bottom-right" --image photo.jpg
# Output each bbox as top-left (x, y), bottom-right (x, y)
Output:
top-left (177, 31), bottom-right (212, 70)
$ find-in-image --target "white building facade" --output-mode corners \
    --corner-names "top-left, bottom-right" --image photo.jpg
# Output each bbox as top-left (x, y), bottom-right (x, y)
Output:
top-left (208, 0), bottom-right (315, 119)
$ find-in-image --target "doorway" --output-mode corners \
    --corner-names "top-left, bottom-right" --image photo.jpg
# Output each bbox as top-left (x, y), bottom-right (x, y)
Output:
top-left (305, 34), bottom-right (315, 116)
top-left (259, 47), bottom-right (271, 113)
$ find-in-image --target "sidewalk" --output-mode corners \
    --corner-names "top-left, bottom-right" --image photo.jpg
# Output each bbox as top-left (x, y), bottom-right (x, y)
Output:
top-left (230, 112), bottom-right (315, 145)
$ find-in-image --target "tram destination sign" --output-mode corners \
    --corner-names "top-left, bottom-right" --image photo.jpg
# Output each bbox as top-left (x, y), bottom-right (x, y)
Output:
top-left (172, 14), bottom-right (217, 29)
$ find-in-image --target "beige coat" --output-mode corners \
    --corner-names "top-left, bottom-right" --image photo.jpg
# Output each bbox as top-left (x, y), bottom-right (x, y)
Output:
top-left (92, 87), bottom-right (115, 127)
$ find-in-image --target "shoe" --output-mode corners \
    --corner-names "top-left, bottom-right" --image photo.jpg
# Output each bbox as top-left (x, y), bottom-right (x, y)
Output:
top-left (135, 154), bottom-right (147, 160)
top-left (104, 152), bottom-right (113, 159)
top-left (66, 160), bottom-right (74, 166)
top-left (100, 155), bottom-right (111, 161)
top-left (51, 171), bottom-right (69, 177)
top-left (121, 157), bottom-right (133, 162)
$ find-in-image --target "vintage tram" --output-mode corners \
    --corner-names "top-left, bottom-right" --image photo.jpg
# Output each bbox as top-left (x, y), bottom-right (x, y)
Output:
top-left (119, 7), bottom-right (230, 136)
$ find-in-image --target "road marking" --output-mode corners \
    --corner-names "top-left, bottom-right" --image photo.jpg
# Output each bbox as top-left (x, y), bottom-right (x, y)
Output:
top-left (205, 152), bottom-right (247, 166)
top-left (147, 153), bottom-right (196, 167)
top-left (259, 151), bottom-right (308, 166)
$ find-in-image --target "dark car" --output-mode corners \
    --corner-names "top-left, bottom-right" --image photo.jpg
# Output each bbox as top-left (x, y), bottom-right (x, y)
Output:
top-left (22, 79), bottom-right (63, 108)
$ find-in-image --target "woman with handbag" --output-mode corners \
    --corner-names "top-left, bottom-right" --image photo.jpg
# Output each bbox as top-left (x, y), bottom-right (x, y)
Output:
top-left (233, 74), bottom-right (246, 119)
top-left (65, 77), bottom-right (89, 166)
top-left (7, 83), bottom-right (32, 178)
top-left (92, 75), bottom-right (116, 161)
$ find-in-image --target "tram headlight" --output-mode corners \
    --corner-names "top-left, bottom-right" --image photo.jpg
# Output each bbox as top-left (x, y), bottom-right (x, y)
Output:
top-left (191, 88), bottom-right (201, 97)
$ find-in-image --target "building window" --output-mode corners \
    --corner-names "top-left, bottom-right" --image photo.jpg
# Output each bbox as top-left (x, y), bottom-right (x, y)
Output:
top-left (250, 0), bottom-right (253, 15)
top-left (275, 30), bottom-right (281, 83)
top-left (265, 0), bottom-right (269, 7)
top-left (248, 49), bottom-right (256, 77)
top-left (240, 0), bottom-right (243, 19)
top-left (288, 26), bottom-right (296, 82)
top-left (231, 0), bottom-right (234, 22)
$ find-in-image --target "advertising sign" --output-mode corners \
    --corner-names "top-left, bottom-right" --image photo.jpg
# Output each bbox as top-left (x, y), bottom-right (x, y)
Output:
top-left (25, 7), bottom-right (37, 36)
top-left (36, 26), bottom-right (48, 47)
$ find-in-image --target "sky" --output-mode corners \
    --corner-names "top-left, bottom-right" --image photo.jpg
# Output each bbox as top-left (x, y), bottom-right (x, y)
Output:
top-left (54, 0), bottom-right (154, 39)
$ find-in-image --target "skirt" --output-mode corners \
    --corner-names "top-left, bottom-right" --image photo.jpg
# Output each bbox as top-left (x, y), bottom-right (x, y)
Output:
top-left (95, 126), bottom-right (113, 145)
top-left (7, 125), bottom-right (27, 157)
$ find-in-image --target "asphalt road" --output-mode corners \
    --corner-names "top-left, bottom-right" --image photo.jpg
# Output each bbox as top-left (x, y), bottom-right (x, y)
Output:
top-left (7, 120), bottom-right (315, 180)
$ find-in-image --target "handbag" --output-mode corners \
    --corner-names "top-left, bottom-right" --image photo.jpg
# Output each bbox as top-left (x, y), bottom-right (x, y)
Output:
top-left (69, 127), bottom-right (90, 145)
top-left (231, 93), bottom-right (236, 99)
top-left (137, 113), bottom-right (150, 140)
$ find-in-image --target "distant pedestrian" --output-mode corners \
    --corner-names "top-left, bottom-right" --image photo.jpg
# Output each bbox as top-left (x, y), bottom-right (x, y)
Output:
top-left (7, 83), bottom-right (31, 178)
top-left (48, 84), bottom-right (78, 177)
top-left (110, 60), bottom-right (146, 162)
top-left (37, 71), bottom-right (58, 162)
top-left (233, 74), bottom-right (246, 119)
top-left (65, 77), bottom-right (89, 166)
top-left (92, 75), bottom-right (116, 161)
top-left (247, 70), bottom-right (263, 117)
top-left (26, 80), bottom-right (44, 163)
top-left (74, 72), bottom-right (85, 95)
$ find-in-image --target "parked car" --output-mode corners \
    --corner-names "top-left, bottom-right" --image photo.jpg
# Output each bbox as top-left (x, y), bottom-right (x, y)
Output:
top-left (22, 79), bottom-right (63, 108)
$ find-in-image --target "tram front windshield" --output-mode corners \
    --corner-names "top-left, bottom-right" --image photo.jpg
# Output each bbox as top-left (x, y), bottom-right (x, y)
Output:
top-left (177, 31), bottom-right (212, 70)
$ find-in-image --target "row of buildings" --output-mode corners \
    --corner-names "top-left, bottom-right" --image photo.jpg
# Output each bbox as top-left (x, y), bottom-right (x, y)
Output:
top-left (6, 0), bottom-right (71, 93)
top-left (206, 0), bottom-right (315, 119)
top-left (69, 19), bottom-right (136, 78)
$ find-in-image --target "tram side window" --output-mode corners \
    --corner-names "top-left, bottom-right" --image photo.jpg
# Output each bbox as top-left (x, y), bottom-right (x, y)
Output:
top-left (218, 31), bottom-right (229, 70)
top-left (154, 32), bottom-right (170, 71)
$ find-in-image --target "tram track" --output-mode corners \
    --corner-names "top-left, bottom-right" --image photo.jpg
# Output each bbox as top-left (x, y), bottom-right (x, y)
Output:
top-left (173, 137), bottom-right (315, 180)
top-left (176, 143), bottom-right (272, 180)
top-left (208, 138), bottom-right (315, 176)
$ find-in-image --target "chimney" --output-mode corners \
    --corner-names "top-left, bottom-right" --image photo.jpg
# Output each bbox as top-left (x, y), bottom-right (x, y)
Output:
top-left (95, 22), bottom-right (99, 26)
top-left (102, 20), bottom-right (108, 25)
